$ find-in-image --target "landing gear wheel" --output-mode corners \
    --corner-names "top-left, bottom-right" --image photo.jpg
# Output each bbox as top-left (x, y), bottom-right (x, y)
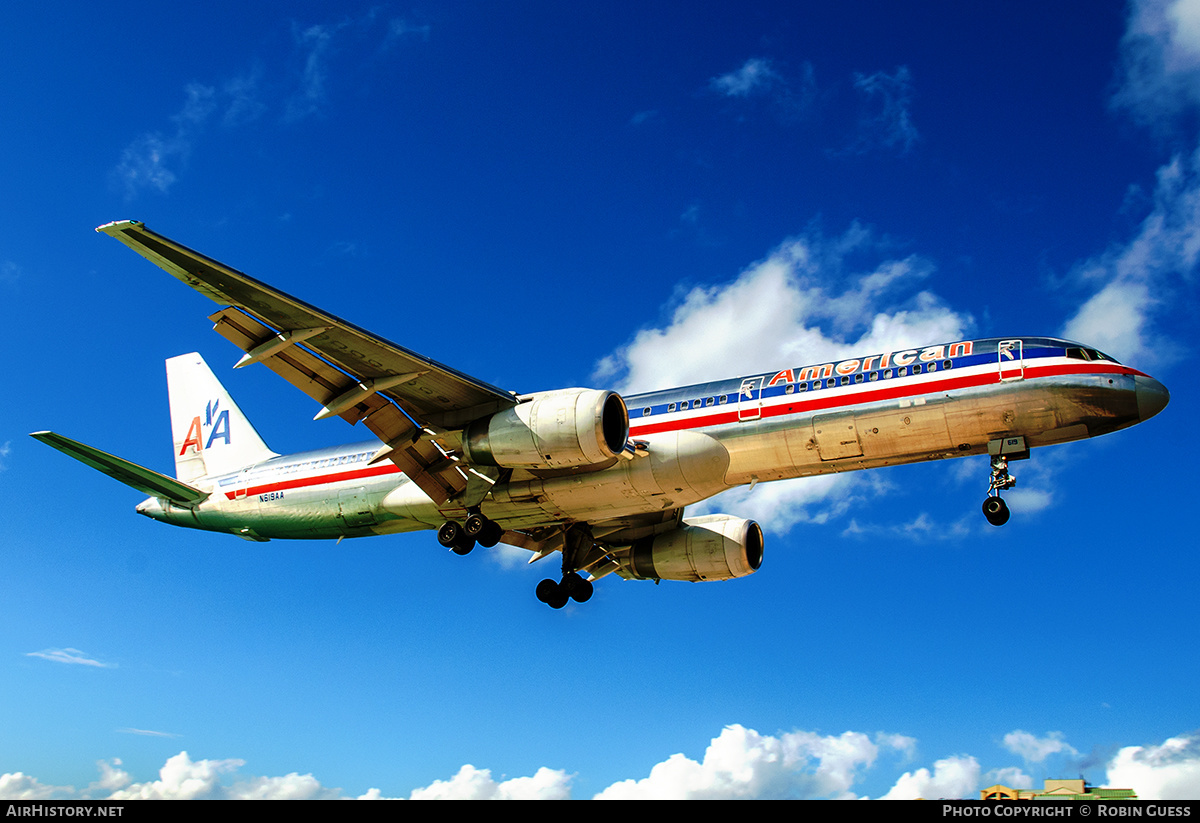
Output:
top-left (982, 496), bottom-right (1010, 527)
top-left (464, 513), bottom-right (488, 538)
top-left (437, 521), bottom-right (463, 547)
top-left (464, 514), bottom-right (504, 548)
top-left (535, 579), bottom-right (569, 609)
top-left (535, 579), bottom-right (559, 603)
top-left (563, 572), bottom-right (593, 603)
top-left (437, 521), bottom-right (476, 555)
top-left (478, 521), bottom-right (504, 548)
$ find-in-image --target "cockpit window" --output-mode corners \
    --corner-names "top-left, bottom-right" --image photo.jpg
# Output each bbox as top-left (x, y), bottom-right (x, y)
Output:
top-left (1067, 346), bottom-right (1122, 364)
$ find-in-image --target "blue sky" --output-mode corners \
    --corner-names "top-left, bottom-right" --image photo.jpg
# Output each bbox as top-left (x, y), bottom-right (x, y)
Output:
top-left (1, 0), bottom-right (1198, 800)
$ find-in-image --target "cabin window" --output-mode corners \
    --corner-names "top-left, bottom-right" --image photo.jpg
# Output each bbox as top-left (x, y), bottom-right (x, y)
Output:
top-left (868, 372), bottom-right (878, 382)
top-left (705, 397), bottom-right (714, 406)
top-left (943, 359), bottom-right (953, 369)
top-left (668, 402), bottom-right (676, 412)
top-left (719, 395), bottom-right (728, 404)
top-left (854, 374), bottom-right (864, 383)
top-left (785, 384), bottom-right (795, 394)
top-left (680, 400), bottom-right (689, 410)
top-left (839, 376), bottom-right (849, 386)
top-left (799, 382), bottom-right (809, 392)
top-left (913, 364), bottom-right (923, 374)
top-left (642, 407), bottom-right (652, 416)
top-left (896, 366), bottom-right (908, 377)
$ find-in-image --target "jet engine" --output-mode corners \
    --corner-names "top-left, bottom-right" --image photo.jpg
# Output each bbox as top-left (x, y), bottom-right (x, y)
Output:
top-left (619, 514), bottom-right (764, 582)
top-left (462, 388), bottom-right (629, 469)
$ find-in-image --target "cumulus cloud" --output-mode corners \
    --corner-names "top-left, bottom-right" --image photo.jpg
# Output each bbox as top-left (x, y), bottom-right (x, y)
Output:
top-left (1107, 733), bottom-right (1200, 799)
top-left (104, 752), bottom-right (341, 800)
top-left (25, 648), bottom-right (115, 668)
top-left (7, 728), bottom-right (1186, 800)
top-left (594, 724), bottom-right (910, 800)
top-left (409, 765), bottom-right (572, 800)
top-left (0, 772), bottom-right (71, 800)
top-left (596, 227), bottom-right (969, 528)
top-left (596, 228), bottom-right (967, 394)
top-left (880, 754), bottom-right (981, 800)
top-left (1003, 730), bottom-right (1080, 764)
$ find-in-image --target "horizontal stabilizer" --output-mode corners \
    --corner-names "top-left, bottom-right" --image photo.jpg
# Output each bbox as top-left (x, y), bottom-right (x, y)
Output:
top-left (30, 431), bottom-right (209, 506)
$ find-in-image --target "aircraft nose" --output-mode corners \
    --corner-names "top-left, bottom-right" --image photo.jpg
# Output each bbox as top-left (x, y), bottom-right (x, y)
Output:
top-left (1135, 375), bottom-right (1170, 422)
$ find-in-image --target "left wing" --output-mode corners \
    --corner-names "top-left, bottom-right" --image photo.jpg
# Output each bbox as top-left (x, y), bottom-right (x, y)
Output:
top-left (97, 220), bottom-right (518, 505)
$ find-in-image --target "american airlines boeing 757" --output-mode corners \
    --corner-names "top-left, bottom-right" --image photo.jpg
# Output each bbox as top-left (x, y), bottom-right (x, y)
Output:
top-left (33, 221), bottom-right (1170, 608)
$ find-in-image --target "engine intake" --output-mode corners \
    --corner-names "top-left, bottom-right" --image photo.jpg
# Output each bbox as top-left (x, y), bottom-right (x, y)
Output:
top-left (463, 388), bottom-right (629, 469)
top-left (620, 515), bottom-right (764, 582)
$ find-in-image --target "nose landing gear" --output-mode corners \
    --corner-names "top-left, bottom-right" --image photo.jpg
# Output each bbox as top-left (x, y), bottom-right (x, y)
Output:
top-left (982, 436), bottom-right (1028, 527)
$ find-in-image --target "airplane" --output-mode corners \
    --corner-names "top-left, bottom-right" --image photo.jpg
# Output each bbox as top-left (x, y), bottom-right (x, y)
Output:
top-left (32, 221), bottom-right (1171, 609)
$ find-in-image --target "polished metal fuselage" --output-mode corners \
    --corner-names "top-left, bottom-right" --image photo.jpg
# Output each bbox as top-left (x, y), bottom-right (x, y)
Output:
top-left (138, 337), bottom-right (1167, 541)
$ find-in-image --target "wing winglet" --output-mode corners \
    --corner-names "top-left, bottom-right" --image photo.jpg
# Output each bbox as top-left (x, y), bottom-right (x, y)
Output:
top-left (31, 431), bottom-right (209, 506)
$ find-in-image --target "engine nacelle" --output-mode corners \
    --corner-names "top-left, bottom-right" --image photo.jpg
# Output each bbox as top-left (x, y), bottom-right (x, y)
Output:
top-left (619, 514), bottom-right (764, 582)
top-left (462, 388), bottom-right (629, 469)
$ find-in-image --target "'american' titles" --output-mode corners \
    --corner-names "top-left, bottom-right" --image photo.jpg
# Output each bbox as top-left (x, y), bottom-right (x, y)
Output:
top-left (766, 341), bottom-right (974, 387)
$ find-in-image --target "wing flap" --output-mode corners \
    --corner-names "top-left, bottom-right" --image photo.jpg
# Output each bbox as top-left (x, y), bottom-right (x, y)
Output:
top-left (209, 306), bottom-right (466, 504)
top-left (31, 431), bottom-right (209, 506)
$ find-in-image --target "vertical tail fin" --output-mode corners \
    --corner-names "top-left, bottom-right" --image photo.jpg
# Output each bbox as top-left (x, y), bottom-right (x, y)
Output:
top-left (166, 353), bottom-right (277, 481)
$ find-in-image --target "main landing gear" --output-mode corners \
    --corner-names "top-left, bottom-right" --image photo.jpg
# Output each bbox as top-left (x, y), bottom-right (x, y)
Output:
top-left (535, 523), bottom-right (597, 610)
top-left (438, 511), bottom-right (504, 555)
top-left (535, 572), bottom-right (593, 609)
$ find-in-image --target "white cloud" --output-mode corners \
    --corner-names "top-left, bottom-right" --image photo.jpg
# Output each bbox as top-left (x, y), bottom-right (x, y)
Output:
top-left (710, 58), bottom-right (782, 98)
top-left (984, 766), bottom-right (1033, 791)
top-left (1002, 730), bottom-right (1080, 764)
top-left (597, 229), bottom-right (967, 395)
top-left (0, 440), bottom-right (10, 472)
top-left (7, 729), bottom-right (1192, 801)
top-left (596, 228), bottom-right (970, 530)
top-left (849, 66), bottom-right (919, 154)
top-left (1113, 0), bottom-right (1200, 128)
top-left (1061, 146), bottom-right (1200, 364)
top-left (1106, 733), bottom-right (1200, 800)
top-left (112, 84), bottom-right (215, 198)
top-left (103, 752), bottom-right (341, 800)
top-left (409, 765), bottom-right (572, 800)
top-left (25, 647), bottom-right (115, 668)
top-left (0, 772), bottom-right (71, 800)
top-left (880, 754), bottom-right (981, 800)
top-left (116, 727), bottom-right (180, 738)
top-left (1064, 1), bottom-right (1200, 364)
top-left (594, 724), bottom-right (908, 800)
top-left (113, 13), bottom-right (425, 196)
